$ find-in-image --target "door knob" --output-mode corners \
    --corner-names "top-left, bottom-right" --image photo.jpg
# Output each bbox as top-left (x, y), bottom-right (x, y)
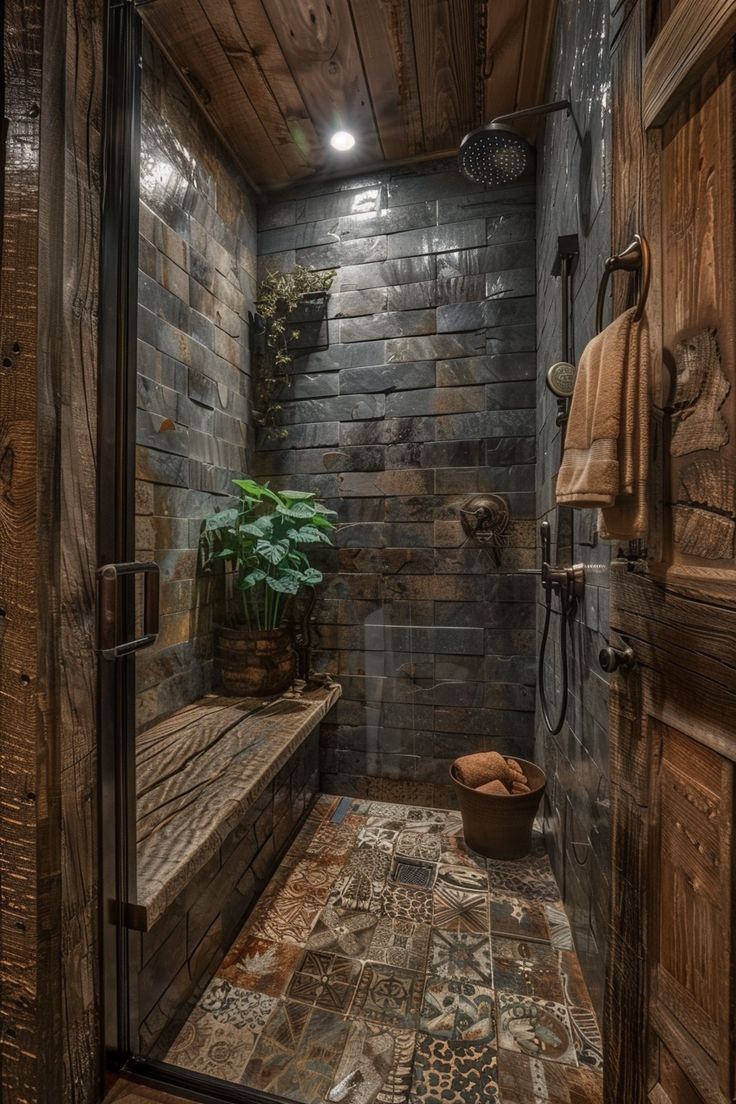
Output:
top-left (599, 643), bottom-right (636, 673)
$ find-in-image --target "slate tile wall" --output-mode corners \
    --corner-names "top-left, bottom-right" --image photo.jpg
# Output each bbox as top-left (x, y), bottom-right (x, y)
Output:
top-left (257, 161), bottom-right (537, 807)
top-left (535, 0), bottom-right (613, 1019)
top-left (135, 35), bottom-right (256, 729)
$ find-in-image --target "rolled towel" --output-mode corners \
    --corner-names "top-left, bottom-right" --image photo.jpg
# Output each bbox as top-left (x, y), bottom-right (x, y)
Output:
top-left (476, 779), bottom-right (510, 796)
top-left (455, 752), bottom-right (508, 788)
top-left (510, 780), bottom-right (531, 794)
top-left (504, 758), bottom-right (528, 787)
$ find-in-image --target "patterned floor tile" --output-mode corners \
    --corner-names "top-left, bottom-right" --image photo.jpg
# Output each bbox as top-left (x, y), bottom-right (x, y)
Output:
top-left (287, 949), bottom-right (362, 1013)
top-left (439, 836), bottom-right (483, 868)
top-left (220, 934), bottom-right (303, 997)
top-left (428, 929), bottom-right (493, 984)
top-left (435, 862), bottom-right (488, 893)
top-left (199, 979), bottom-right (276, 1031)
top-left (558, 952), bottom-right (603, 1072)
top-left (433, 883), bottom-right (489, 933)
top-left (497, 993), bottom-right (577, 1066)
top-left (544, 904), bottom-right (574, 950)
top-left (382, 882), bottom-right (433, 924)
top-left (491, 893), bottom-right (551, 941)
top-left (242, 1001), bottom-right (350, 1102)
top-left (390, 855), bottom-right (437, 890)
top-left (352, 962), bottom-right (424, 1029)
top-left (492, 938), bottom-right (565, 1002)
top-left (419, 977), bottom-right (496, 1043)
top-left (497, 1050), bottom-right (603, 1103)
top-left (487, 858), bottom-right (561, 903)
top-left (326, 1021), bottom-right (416, 1104)
top-left (166, 1006), bottom-right (259, 1081)
top-left (247, 884), bottom-right (326, 945)
top-left (410, 1033), bottom-right (499, 1104)
top-left (166, 795), bottom-right (602, 1099)
top-left (367, 801), bottom-right (410, 820)
top-left (406, 807), bottom-right (449, 825)
top-left (306, 904), bottom-right (378, 958)
top-left (395, 828), bottom-right (442, 862)
top-left (365, 915), bottom-right (431, 972)
top-left (358, 824), bottom-right (400, 852)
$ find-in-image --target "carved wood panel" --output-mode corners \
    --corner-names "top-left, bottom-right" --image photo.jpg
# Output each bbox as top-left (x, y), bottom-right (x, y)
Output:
top-left (648, 720), bottom-right (733, 1100)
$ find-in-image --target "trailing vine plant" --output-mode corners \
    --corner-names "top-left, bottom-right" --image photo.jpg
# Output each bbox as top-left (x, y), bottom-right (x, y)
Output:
top-left (254, 264), bottom-right (336, 439)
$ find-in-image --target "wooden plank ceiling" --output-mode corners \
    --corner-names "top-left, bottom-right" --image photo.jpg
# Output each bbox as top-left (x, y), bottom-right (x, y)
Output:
top-left (138, 0), bottom-right (558, 192)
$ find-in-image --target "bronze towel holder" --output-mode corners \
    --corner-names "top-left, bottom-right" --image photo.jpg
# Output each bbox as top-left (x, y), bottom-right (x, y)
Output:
top-left (595, 233), bottom-right (651, 333)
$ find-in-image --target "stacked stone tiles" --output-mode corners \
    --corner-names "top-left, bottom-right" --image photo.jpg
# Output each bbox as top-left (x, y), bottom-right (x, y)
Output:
top-left (535, 0), bottom-right (613, 1019)
top-left (257, 160), bottom-right (537, 807)
top-left (135, 35), bottom-right (256, 729)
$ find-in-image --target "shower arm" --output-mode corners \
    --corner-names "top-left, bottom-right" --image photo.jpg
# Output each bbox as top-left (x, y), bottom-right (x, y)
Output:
top-left (491, 100), bottom-right (583, 144)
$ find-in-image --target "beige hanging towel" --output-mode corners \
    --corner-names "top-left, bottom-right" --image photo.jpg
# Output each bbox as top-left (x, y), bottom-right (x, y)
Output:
top-left (556, 306), bottom-right (649, 540)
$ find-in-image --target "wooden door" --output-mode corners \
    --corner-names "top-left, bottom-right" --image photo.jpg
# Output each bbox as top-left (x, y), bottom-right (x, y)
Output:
top-left (606, 2), bottom-right (736, 1102)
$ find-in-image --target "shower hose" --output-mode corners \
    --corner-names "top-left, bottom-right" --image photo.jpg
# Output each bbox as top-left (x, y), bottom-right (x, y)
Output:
top-left (538, 579), bottom-right (571, 736)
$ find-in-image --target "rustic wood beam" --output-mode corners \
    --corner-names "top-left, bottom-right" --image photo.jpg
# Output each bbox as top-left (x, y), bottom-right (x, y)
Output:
top-left (643, 0), bottom-right (736, 127)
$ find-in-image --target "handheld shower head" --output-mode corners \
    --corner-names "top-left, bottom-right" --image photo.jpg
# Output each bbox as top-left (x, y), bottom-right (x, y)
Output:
top-left (458, 122), bottom-right (533, 187)
top-left (458, 99), bottom-right (578, 187)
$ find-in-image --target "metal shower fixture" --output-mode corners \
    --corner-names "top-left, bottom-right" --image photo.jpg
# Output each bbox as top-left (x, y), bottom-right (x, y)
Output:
top-left (458, 99), bottom-right (581, 186)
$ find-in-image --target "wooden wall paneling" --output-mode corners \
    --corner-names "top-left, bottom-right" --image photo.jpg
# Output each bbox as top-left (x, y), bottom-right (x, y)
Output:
top-left (643, 0), bottom-right (736, 126)
top-left (481, 0), bottom-right (526, 121)
top-left (140, 0), bottom-right (291, 188)
top-left (198, 0), bottom-right (321, 177)
top-left (348, 0), bottom-right (425, 160)
top-left (657, 51), bottom-right (736, 586)
top-left (514, 0), bottom-right (558, 120)
top-left (57, 0), bottom-right (104, 1098)
top-left (648, 721), bottom-right (733, 1096)
top-left (0, 1), bottom-right (53, 1099)
top-left (263, 0), bottom-right (383, 163)
top-left (604, 673), bottom-right (649, 1104)
top-left (409, 0), bottom-right (476, 149)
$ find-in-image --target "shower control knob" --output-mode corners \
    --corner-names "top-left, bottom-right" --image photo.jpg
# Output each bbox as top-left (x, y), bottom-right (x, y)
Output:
top-left (599, 644), bottom-right (636, 673)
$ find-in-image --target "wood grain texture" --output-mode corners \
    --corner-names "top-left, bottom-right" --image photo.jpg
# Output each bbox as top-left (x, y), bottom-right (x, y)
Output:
top-left (265, 0), bottom-right (382, 163)
top-left (57, 0), bottom-right (103, 1099)
top-left (1, 1), bottom-right (102, 1100)
top-left (608, 9), bottom-right (736, 1103)
top-left (136, 684), bottom-right (340, 928)
top-left (349, 0), bottom-right (424, 160)
top-left (643, 0), bottom-right (736, 126)
top-left (482, 0), bottom-right (525, 121)
top-left (0, 2), bottom-right (49, 1100)
top-left (410, 0), bottom-right (475, 150)
top-left (137, 0), bottom-right (558, 189)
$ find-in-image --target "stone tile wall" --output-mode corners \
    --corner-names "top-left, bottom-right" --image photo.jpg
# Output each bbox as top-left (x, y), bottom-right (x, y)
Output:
top-left (135, 34), bottom-right (257, 729)
top-left (257, 162), bottom-right (538, 807)
top-left (535, 0), bottom-right (613, 1018)
top-left (135, 729), bottom-right (319, 1057)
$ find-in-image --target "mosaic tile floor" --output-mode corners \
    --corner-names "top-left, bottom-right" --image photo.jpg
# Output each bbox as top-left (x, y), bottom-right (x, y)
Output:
top-left (166, 796), bottom-right (604, 1104)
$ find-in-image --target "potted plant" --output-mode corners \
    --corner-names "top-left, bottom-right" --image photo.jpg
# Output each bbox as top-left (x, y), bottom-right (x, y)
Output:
top-left (201, 477), bottom-right (336, 696)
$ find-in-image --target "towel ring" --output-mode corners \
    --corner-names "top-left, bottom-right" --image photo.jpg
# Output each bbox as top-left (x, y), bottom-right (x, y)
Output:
top-left (595, 233), bottom-right (650, 333)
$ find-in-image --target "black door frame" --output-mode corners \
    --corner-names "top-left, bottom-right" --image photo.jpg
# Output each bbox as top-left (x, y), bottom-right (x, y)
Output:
top-left (96, 5), bottom-right (296, 1102)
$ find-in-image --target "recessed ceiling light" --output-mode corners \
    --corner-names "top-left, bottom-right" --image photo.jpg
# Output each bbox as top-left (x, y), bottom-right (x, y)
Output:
top-left (330, 130), bottom-right (355, 151)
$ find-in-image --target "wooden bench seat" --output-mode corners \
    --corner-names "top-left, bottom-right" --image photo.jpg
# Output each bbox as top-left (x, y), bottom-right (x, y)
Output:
top-left (135, 682), bottom-right (341, 930)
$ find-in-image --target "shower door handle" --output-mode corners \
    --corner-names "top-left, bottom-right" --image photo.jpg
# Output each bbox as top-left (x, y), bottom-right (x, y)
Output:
top-left (97, 560), bottom-right (160, 659)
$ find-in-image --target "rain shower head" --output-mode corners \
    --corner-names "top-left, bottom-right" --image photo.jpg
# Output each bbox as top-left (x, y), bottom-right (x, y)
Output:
top-left (458, 122), bottom-right (533, 187)
top-left (458, 99), bottom-right (578, 187)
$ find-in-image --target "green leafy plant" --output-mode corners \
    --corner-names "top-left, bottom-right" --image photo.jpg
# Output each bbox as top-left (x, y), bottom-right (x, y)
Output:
top-left (200, 478), bottom-right (336, 630)
top-left (254, 264), bottom-right (336, 438)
